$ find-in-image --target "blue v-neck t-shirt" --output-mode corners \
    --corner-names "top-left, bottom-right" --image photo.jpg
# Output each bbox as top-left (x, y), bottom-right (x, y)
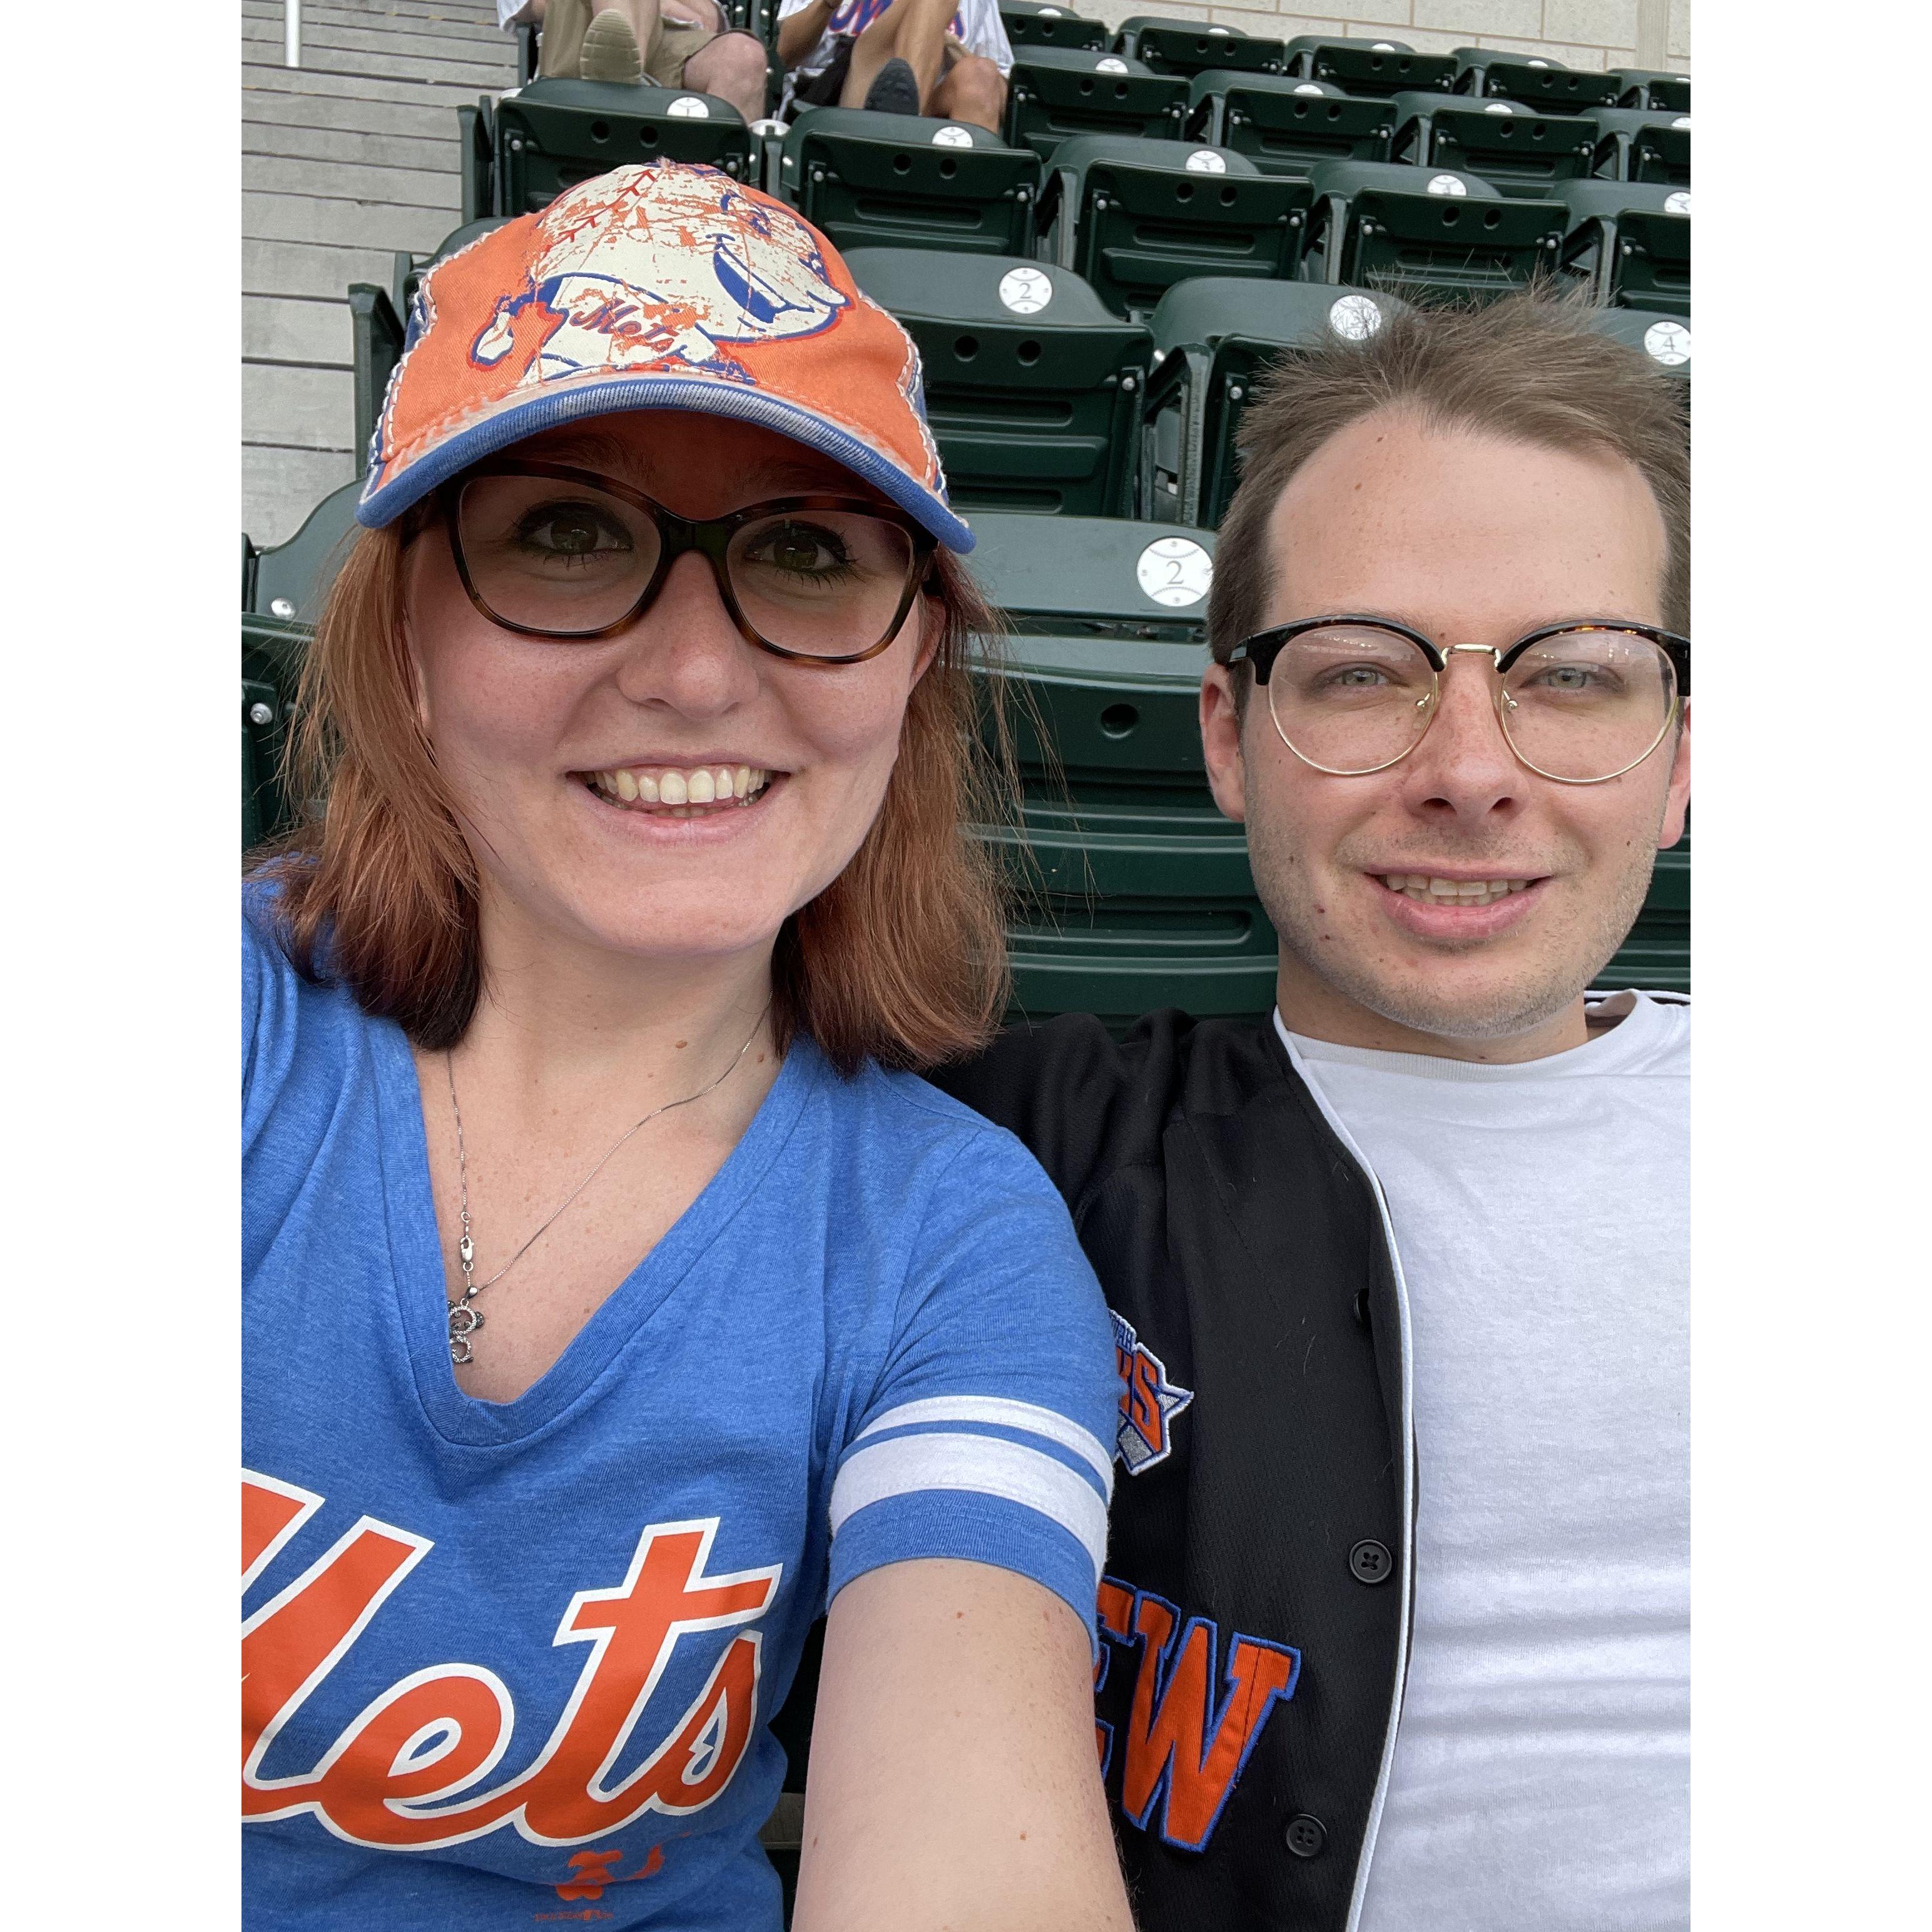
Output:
top-left (242, 898), bottom-right (1117, 1929)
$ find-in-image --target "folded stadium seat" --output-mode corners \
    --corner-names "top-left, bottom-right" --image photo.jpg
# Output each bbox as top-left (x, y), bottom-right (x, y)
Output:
top-left (997, 0), bottom-right (1109, 52)
top-left (1191, 73), bottom-right (1396, 174)
top-left (776, 108), bottom-right (1041, 256)
top-left (1037, 136), bottom-right (1313, 320)
top-left (1003, 46), bottom-right (1190, 162)
top-left (241, 480), bottom-right (363, 850)
top-left (1581, 305), bottom-right (1692, 391)
top-left (1112, 17), bottom-right (1286, 79)
top-left (1557, 180), bottom-right (1690, 313)
top-left (1609, 68), bottom-right (1690, 112)
top-left (459, 98), bottom-right (494, 223)
top-left (1452, 49), bottom-right (1620, 108)
top-left (1390, 91), bottom-right (1599, 201)
top-left (1283, 36), bottom-right (1456, 98)
top-left (1302, 161), bottom-right (1566, 300)
top-left (1141, 278), bottom-right (1403, 525)
top-left (1589, 104), bottom-right (1690, 185)
top-left (962, 512), bottom-right (1280, 1027)
top-left (1602, 845), bottom-right (1689, 994)
top-left (841, 248), bottom-right (1149, 516)
top-left (491, 79), bottom-right (755, 216)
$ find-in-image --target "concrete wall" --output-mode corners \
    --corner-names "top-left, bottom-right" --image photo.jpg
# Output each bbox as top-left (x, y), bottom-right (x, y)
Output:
top-left (1083, 0), bottom-right (1690, 74)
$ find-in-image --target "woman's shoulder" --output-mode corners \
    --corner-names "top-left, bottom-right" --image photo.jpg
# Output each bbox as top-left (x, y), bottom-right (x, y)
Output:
top-left (822, 1053), bottom-right (1066, 1192)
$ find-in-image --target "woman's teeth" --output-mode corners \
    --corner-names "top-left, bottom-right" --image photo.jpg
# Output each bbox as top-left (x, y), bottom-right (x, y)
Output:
top-left (587, 765), bottom-right (773, 816)
top-left (1381, 874), bottom-right (1532, 907)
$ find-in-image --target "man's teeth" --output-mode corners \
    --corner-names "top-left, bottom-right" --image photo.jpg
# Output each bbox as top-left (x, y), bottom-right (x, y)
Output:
top-left (1381, 874), bottom-right (1532, 907)
top-left (587, 765), bottom-right (773, 815)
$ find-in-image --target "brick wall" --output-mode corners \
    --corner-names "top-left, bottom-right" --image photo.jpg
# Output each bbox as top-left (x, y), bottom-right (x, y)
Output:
top-left (1075, 0), bottom-right (1690, 74)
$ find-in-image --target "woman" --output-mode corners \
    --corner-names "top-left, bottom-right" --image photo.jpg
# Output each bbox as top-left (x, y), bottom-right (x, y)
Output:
top-left (243, 163), bottom-right (1130, 1932)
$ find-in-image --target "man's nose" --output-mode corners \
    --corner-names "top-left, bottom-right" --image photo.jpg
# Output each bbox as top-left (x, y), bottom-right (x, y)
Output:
top-left (1400, 649), bottom-right (1522, 820)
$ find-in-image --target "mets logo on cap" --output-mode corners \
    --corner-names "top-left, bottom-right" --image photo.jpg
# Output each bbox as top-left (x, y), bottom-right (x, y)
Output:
top-left (358, 163), bottom-right (966, 549)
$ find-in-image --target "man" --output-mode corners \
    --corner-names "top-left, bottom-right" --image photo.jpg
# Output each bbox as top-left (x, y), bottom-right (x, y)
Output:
top-left (776, 0), bottom-right (1010, 132)
top-left (500, 0), bottom-right (772, 125)
top-left (934, 291), bottom-right (1692, 1931)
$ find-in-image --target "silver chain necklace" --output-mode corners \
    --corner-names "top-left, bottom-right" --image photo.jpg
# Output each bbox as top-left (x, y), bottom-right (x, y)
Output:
top-left (443, 1004), bottom-right (771, 1366)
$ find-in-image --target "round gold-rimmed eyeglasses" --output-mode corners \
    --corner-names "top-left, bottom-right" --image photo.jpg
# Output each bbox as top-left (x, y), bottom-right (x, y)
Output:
top-left (1226, 616), bottom-right (1690, 785)
top-left (435, 461), bottom-right (938, 666)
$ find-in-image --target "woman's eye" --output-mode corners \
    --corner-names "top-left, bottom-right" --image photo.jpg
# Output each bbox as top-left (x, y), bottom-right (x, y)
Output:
top-left (746, 523), bottom-right (850, 575)
top-left (516, 503), bottom-right (631, 559)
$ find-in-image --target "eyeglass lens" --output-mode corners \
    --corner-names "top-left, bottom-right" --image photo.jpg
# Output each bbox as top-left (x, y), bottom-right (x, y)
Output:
top-left (454, 473), bottom-right (919, 657)
top-left (1264, 624), bottom-right (1680, 782)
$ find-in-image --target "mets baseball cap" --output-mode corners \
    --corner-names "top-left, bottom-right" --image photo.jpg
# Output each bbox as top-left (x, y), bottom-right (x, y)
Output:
top-left (357, 161), bottom-right (972, 552)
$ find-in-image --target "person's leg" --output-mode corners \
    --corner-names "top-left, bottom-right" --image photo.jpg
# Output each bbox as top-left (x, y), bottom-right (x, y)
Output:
top-left (683, 31), bottom-right (772, 120)
top-left (927, 51), bottom-right (1004, 132)
top-left (579, 0), bottom-right (660, 82)
top-left (840, 0), bottom-right (954, 111)
top-left (536, 0), bottom-right (592, 75)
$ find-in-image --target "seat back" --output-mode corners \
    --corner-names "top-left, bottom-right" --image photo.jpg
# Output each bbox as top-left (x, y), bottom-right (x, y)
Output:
top-left (1589, 106), bottom-right (1690, 185)
top-left (492, 79), bottom-right (754, 215)
top-left (965, 512), bottom-right (1276, 1024)
top-left (998, 1), bottom-right (1108, 51)
top-left (1196, 73), bottom-right (1396, 173)
top-left (1116, 19), bottom-right (1284, 78)
top-left (844, 248), bottom-right (1149, 516)
top-left (1289, 39), bottom-right (1455, 98)
top-left (1456, 54), bottom-right (1620, 107)
top-left (1143, 279), bottom-right (1401, 524)
top-left (1306, 161), bottom-right (1565, 299)
top-left (1609, 69), bottom-right (1690, 113)
top-left (1559, 180), bottom-right (1690, 313)
top-left (1005, 48), bottom-right (1190, 161)
top-left (1582, 305), bottom-right (1692, 387)
top-left (779, 108), bottom-right (1040, 255)
top-left (1392, 93), bottom-right (1599, 200)
top-left (1045, 136), bottom-right (1311, 318)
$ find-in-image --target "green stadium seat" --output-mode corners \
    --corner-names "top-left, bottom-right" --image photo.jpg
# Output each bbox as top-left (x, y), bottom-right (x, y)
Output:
top-left (776, 108), bottom-right (1040, 256)
top-left (1589, 106), bottom-right (1690, 185)
top-left (459, 98), bottom-right (494, 223)
top-left (963, 512), bottom-right (1278, 1025)
top-left (245, 480), bottom-right (361, 633)
top-left (1003, 46), bottom-right (1190, 162)
top-left (1141, 280), bottom-right (1402, 526)
top-left (1285, 37), bottom-right (1456, 98)
top-left (998, 1), bottom-right (1108, 51)
top-left (1558, 180), bottom-right (1690, 313)
top-left (1190, 73), bottom-right (1396, 174)
top-left (1609, 69), bottom-right (1690, 113)
top-left (347, 283), bottom-right (404, 478)
top-left (843, 248), bottom-right (1149, 516)
top-left (1390, 92), bottom-right (1599, 200)
top-left (491, 79), bottom-right (755, 216)
top-left (1303, 161), bottom-right (1566, 300)
top-left (1603, 846), bottom-right (1689, 994)
top-left (1581, 305), bottom-right (1692, 388)
top-left (1452, 49), bottom-right (1620, 108)
top-left (1112, 17), bottom-right (1285, 78)
top-left (1037, 136), bottom-right (1312, 319)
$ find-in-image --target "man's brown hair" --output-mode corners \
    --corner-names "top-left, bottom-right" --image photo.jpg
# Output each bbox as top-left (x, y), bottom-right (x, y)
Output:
top-left (1208, 287), bottom-right (1690, 681)
top-left (251, 518), bottom-right (1015, 1075)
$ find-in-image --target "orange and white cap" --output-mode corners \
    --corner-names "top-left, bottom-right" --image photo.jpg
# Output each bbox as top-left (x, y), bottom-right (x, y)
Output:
top-left (357, 161), bottom-right (970, 551)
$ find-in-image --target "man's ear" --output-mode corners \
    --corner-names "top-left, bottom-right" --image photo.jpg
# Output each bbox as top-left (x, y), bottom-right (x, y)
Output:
top-left (1199, 661), bottom-right (1249, 825)
top-left (1657, 702), bottom-right (1690, 850)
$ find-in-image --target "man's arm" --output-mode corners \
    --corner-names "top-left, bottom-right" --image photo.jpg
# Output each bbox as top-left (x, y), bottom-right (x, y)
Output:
top-left (793, 1559), bottom-right (1135, 1932)
top-left (776, 0), bottom-right (838, 68)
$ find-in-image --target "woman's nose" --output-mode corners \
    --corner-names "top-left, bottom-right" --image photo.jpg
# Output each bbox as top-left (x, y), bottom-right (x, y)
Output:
top-left (609, 550), bottom-right (761, 714)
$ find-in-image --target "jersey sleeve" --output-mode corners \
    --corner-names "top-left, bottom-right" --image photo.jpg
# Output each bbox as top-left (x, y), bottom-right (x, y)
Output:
top-left (826, 1120), bottom-right (1118, 1638)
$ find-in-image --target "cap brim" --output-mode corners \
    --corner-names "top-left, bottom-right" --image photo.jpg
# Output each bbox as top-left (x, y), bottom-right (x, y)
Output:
top-left (357, 374), bottom-right (974, 552)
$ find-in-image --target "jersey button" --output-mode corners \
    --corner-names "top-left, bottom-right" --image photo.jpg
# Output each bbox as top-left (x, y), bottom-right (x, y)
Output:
top-left (1348, 1538), bottom-right (1393, 1584)
top-left (1284, 1813), bottom-right (1328, 1858)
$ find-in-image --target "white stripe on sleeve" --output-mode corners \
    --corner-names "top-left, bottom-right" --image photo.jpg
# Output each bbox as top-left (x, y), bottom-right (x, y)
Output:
top-left (853, 1396), bottom-right (1114, 1492)
top-left (829, 1432), bottom-right (1109, 1579)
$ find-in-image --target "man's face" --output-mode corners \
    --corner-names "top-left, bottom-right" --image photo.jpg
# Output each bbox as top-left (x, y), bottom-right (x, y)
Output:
top-left (1199, 408), bottom-right (1690, 1056)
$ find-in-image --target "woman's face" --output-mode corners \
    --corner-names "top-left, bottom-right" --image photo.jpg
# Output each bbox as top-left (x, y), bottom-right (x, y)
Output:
top-left (403, 412), bottom-right (938, 968)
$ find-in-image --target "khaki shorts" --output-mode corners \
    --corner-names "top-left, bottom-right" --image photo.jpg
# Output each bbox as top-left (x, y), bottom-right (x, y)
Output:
top-left (646, 15), bottom-right (722, 88)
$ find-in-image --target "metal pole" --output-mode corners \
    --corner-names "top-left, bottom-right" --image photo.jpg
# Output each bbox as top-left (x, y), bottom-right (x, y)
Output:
top-left (285, 0), bottom-right (301, 68)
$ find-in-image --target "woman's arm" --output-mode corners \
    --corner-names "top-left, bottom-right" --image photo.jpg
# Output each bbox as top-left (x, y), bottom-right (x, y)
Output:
top-left (776, 0), bottom-right (837, 70)
top-left (795, 1557), bottom-right (1135, 1932)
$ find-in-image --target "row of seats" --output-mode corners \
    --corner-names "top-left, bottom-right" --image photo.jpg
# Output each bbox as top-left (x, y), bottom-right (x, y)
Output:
top-left (241, 498), bottom-right (1688, 1012)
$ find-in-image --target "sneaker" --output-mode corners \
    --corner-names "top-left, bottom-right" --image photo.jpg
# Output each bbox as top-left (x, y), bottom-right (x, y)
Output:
top-left (862, 57), bottom-right (922, 116)
top-left (579, 9), bottom-right (643, 84)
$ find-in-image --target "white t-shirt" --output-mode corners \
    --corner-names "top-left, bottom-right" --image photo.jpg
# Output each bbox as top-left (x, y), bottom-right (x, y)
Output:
top-left (777, 0), bottom-right (1014, 81)
top-left (1277, 992), bottom-right (1690, 1932)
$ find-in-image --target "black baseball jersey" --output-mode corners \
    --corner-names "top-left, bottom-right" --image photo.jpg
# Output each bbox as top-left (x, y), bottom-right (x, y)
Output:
top-left (931, 1010), bottom-right (1416, 1932)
